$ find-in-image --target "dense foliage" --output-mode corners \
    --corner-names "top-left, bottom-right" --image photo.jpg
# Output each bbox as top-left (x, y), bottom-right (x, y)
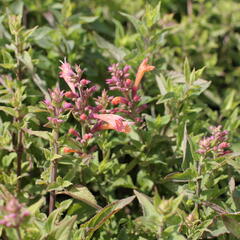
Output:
top-left (0, 0), bottom-right (240, 239)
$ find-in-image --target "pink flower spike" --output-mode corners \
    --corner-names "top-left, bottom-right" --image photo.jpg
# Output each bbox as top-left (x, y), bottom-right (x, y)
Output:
top-left (0, 219), bottom-right (7, 225)
top-left (93, 113), bottom-right (134, 133)
top-left (59, 59), bottom-right (76, 93)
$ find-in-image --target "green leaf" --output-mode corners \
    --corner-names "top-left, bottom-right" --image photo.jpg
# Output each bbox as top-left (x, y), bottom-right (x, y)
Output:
top-left (94, 33), bottom-right (126, 62)
top-left (79, 16), bottom-right (98, 24)
top-left (56, 185), bottom-right (101, 210)
top-left (24, 128), bottom-right (51, 141)
top-left (222, 213), bottom-right (240, 238)
top-left (184, 58), bottom-right (191, 84)
top-left (0, 106), bottom-right (16, 117)
top-left (47, 176), bottom-right (72, 191)
top-left (61, 0), bottom-right (73, 19)
top-left (23, 26), bottom-right (38, 40)
top-left (21, 51), bottom-right (34, 73)
top-left (145, 2), bottom-right (161, 28)
top-left (2, 152), bottom-right (17, 167)
top-left (45, 199), bottom-right (73, 234)
top-left (134, 190), bottom-right (158, 217)
top-left (164, 168), bottom-right (197, 181)
top-left (79, 196), bottom-right (135, 240)
top-left (28, 198), bottom-right (45, 215)
top-left (156, 74), bottom-right (167, 95)
top-left (1, 49), bottom-right (15, 69)
top-left (32, 74), bottom-right (49, 97)
top-left (232, 188), bottom-right (240, 210)
top-left (54, 215), bottom-right (77, 240)
top-left (181, 123), bottom-right (193, 170)
top-left (9, 0), bottom-right (24, 15)
top-left (120, 12), bottom-right (147, 35)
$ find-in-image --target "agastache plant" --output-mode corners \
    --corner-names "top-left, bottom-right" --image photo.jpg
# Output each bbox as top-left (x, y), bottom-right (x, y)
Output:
top-left (43, 87), bottom-right (69, 214)
top-left (43, 58), bottom-right (154, 212)
top-left (195, 125), bottom-right (232, 212)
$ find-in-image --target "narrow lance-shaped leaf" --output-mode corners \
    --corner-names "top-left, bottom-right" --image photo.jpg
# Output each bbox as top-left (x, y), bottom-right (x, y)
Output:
top-left (94, 33), bottom-right (126, 62)
top-left (134, 190), bottom-right (159, 217)
top-left (79, 196), bottom-right (135, 240)
top-left (181, 123), bottom-right (193, 170)
top-left (222, 213), bottom-right (240, 238)
top-left (184, 58), bottom-right (191, 84)
top-left (56, 185), bottom-right (101, 210)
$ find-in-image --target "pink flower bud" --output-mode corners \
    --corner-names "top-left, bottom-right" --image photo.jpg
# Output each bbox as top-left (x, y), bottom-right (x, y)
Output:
top-left (22, 210), bottom-right (30, 217)
top-left (80, 79), bottom-right (90, 85)
top-left (218, 142), bottom-right (230, 149)
top-left (68, 128), bottom-right (80, 137)
top-left (43, 99), bottom-right (51, 106)
top-left (133, 95), bottom-right (141, 102)
top-left (83, 133), bottom-right (93, 140)
top-left (125, 78), bottom-right (132, 87)
top-left (6, 222), bottom-right (12, 227)
top-left (80, 113), bottom-right (87, 120)
top-left (47, 117), bottom-right (64, 124)
top-left (63, 102), bottom-right (73, 109)
top-left (65, 91), bottom-right (78, 98)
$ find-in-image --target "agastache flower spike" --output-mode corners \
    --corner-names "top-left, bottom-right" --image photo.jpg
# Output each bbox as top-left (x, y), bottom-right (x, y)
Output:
top-left (197, 125), bottom-right (232, 156)
top-left (0, 198), bottom-right (30, 228)
top-left (134, 58), bottom-right (155, 88)
top-left (59, 59), bottom-right (76, 94)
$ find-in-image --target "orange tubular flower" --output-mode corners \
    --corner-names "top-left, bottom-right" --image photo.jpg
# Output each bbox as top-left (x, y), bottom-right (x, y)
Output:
top-left (111, 96), bottom-right (129, 105)
top-left (63, 147), bottom-right (80, 154)
top-left (93, 113), bottom-right (134, 133)
top-left (134, 58), bottom-right (155, 88)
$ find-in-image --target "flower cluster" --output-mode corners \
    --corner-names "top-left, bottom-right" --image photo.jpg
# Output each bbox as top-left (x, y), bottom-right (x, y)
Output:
top-left (43, 87), bottom-right (70, 127)
top-left (106, 58), bottom-right (155, 121)
top-left (0, 198), bottom-right (30, 228)
top-left (45, 58), bottom-right (154, 155)
top-left (197, 125), bottom-right (231, 156)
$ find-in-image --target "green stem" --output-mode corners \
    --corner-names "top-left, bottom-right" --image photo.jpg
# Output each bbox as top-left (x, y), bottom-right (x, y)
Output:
top-left (49, 128), bottom-right (59, 214)
top-left (16, 227), bottom-right (22, 240)
top-left (16, 129), bottom-right (23, 192)
top-left (195, 156), bottom-right (203, 211)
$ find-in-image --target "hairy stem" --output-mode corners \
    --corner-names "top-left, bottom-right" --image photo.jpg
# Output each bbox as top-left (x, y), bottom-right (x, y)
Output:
top-left (16, 227), bottom-right (22, 240)
top-left (195, 157), bottom-right (203, 212)
top-left (14, 31), bottom-right (24, 192)
top-left (49, 128), bottom-right (59, 214)
top-left (16, 129), bottom-right (24, 192)
top-left (187, 0), bottom-right (193, 17)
